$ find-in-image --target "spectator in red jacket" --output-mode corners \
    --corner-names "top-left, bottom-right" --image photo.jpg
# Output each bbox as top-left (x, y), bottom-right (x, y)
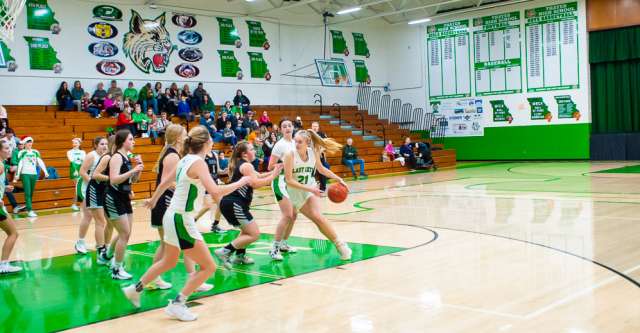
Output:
top-left (116, 105), bottom-right (136, 136)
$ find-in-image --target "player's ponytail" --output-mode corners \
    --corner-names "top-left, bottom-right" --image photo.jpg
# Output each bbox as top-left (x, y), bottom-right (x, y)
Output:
top-left (229, 141), bottom-right (251, 179)
top-left (153, 124), bottom-right (186, 173)
top-left (297, 130), bottom-right (342, 155)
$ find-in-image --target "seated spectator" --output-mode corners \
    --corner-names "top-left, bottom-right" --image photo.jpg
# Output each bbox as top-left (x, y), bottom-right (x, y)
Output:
top-left (56, 81), bottom-right (74, 111)
top-left (218, 151), bottom-right (229, 173)
top-left (222, 121), bottom-right (237, 145)
top-left (182, 84), bottom-right (193, 107)
top-left (311, 121), bottom-right (330, 191)
top-left (400, 137), bottom-right (417, 169)
top-left (258, 124), bottom-right (270, 142)
top-left (169, 82), bottom-right (180, 99)
top-left (116, 105), bottom-right (136, 136)
top-left (154, 82), bottom-right (163, 98)
top-left (272, 123), bottom-right (282, 140)
top-left (200, 94), bottom-right (215, 116)
top-left (252, 138), bottom-right (265, 171)
top-left (221, 100), bottom-right (233, 114)
top-left (216, 111), bottom-right (229, 131)
top-left (342, 138), bottom-right (367, 180)
top-left (199, 111), bottom-right (222, 142)
top-left (415, 141), bottom-right (433, 168)
top-left (123, 82), bottom-right (138, 104)
top-left (243, 112), bottom-right (259, 133)
top-left (234, 117), bottom-right (247, 140)
top-left (0, 104), bottom-right (7, 128)
top-left (263, 131), bottom-right (276, 169)
top-left (383, 140), bottom-right (404, 165)
top-left (192, 82), bottom-right (207, 112)
top-left (176, 95), bottom-right (193, 122)
top-left (71, 80), bottom-right (85, 112)
top-left (139, 83), bottom-right (158, 115)
top-left (233, 89), bottom-right (251, 113)
top-left (92, 82), bottom-right (108, 109)
top-left (259, 111), bottom-right (272, 127)
top-left (147, 110), bottom-right (159, 144)
top-left (155, 111), bottom-right (170, 138)
top-left (293, 116), bottom-right (303, 131)
top-left (158, 88), bottom-right (170, 113)
top-left (103, 93), bottom-right (121, 117)
top-left (82, 93), bottom-right (101, 118)
top-left (107, 80), bottom-right (123, 99)
top-left (132, 106), bottom-right (151, 138)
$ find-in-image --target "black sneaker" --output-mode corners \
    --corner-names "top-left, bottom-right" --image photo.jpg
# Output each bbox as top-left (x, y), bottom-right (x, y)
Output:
top-left (211, 224), bottom-right (226, 234)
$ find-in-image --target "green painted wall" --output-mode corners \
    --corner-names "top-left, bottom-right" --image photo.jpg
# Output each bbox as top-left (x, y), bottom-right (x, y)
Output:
top-left (433, 123), bottom-right (590, 160)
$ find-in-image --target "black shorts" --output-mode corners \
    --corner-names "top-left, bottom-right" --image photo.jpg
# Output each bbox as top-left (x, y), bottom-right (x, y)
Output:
top-left (85, 181), bottom-right (106, 209)
top-left (105, 187), bottom-right (132, 219)
top-left (151, 190), bottom-right (173, 228)
top-left (219, 197), bottom-right (253, 227)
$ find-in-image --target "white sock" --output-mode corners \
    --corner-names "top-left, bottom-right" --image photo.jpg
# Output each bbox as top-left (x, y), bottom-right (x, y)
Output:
top-left (273, 241), bottom-right (281, 248)
top-left (0, 260), bottom-right (7, 265)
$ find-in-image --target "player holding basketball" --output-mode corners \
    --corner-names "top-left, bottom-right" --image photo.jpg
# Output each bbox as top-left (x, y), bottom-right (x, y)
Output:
top-left (214, 141), bottom-right (282, 267)
top-left (283, 130), bottom-right (352, 260)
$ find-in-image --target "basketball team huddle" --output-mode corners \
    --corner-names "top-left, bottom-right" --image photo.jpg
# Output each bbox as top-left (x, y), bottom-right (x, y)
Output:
top-left (67, 118), bottom-right (351, 322)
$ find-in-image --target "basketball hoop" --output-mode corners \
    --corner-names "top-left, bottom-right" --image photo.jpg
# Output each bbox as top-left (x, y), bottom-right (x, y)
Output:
top-left (0, 0), bottom-right (26, 42)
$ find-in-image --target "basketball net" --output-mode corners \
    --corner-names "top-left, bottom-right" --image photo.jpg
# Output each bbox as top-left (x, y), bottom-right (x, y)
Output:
top-left (0, 0), bottom-right (26, 43)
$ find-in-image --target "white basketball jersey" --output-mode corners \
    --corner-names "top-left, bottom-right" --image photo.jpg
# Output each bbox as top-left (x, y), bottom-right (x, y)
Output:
top-left (292, 147), bottom-right (316, 186)
top-left (169, 154), bottom-right (205, 216)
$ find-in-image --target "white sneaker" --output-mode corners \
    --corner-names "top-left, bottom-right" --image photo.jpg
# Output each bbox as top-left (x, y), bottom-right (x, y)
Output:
top-left (13, 205), bottom-right (25, 214)
top-left (97, 252), bottom-right (111, 265)
top-left (195, 282), bottom-right (214, 293)
top-left (214, 248), bottom-right (232, 269)
top-left (280, 241), bottom-right (297, 253)
top-left (112, 266), bottom-right (133, 280)
top-left (75, 240), bottom-right (88, 255)
top-left (269, 246), bottom-right (283, 261)
top-left (230, 254), bottom-right (254, 265)
top-left (27, 211), bottom-right (37, 218)
top-left (0, 263), bottom-right (22, 274)
top-left (122, 285), bottom-right (141, 308)
top-left (165, 300), bottom-right (198, 321)
top-left (146, 277), bottom-right (172, 290)
top-left (336, 241), bottom-right (352, 260)
top-left (71, 204), bottom-right (80, 212)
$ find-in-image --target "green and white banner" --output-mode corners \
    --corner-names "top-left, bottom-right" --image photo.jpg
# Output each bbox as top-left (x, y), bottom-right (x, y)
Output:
top-left (353, 60), bottom-right (370, 84)
top-left (490, 100), bottom-right (513, 123)
top-left (352, 32), bottom-right (369, 57)
top-left (525, 2), bottom-right (579, 92)
top-left (248, 52), bottom-right (270, 80)
top-left (26, 0), bottom-right (60, 33)
top-left (555, 95), bottom-right (581, 120)
top-left (0, 41), bottom-right (17, 71)
top-left (330, 30), bottom-right (349, 56)
top-left (528, 97), bottom-right (551, 121)
top-left (426, 20), bottom-right (471, 101)
top-left (246, 21), bottom-right (269, 50)
top-left (24, 36), bottom-right (62, 72)
top-left (472, 12), bottom-right (522, 96)
top-left (217, 17), bottom-right (241, 47)
top-left (217, 50), bottom-right (242, 79)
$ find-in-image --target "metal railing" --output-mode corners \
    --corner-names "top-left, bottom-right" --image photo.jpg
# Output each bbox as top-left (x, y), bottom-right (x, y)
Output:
top-left (332, 103), bottom-right (341, 126)
top-left (314, 93), bottom-right (324, 115)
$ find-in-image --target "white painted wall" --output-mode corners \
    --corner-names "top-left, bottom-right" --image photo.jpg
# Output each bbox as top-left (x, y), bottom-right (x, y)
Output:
top-left (0, 0), bottom-right (389, 106)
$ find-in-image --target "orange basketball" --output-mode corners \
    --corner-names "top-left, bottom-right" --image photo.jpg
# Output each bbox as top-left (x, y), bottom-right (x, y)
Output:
top-left (327, 183), bottom-right (348, 203)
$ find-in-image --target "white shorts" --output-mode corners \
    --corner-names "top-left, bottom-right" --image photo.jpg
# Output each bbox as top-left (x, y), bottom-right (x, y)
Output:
top-left (162, 209), bottom-right (203, 250)
top-left (271, 174), bottom-right (290, 202)
top-left (288, 187), bottom-right (313, 210)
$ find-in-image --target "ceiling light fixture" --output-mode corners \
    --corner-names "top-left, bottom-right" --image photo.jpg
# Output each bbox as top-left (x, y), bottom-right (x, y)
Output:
top-left (337, 7), bottom-right (362, 15)
top-left (408, 18), bottom-right (431, 25)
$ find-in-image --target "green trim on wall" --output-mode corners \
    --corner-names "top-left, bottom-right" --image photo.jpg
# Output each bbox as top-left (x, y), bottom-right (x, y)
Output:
top-left (439, 123), bottom-right (590, 160)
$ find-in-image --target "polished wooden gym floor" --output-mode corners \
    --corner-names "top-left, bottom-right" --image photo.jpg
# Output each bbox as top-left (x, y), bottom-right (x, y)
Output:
top-left (2, 161), bottom-right (640, 332)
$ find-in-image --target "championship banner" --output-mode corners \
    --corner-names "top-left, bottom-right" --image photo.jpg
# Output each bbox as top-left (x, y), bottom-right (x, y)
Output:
top-left (248, 52), bottom-right (271, 80)
top-left (246, 21), bottom-right (269, 50)
top-left (26, 0), bottom-right (60, 33)
top-left (330, 30), bottom-right (348, 56)
top-left (555, 95), bottom-right (581, 120)
top-left (353, 59), bottom-right (370, 84)
top-left (0, 41), bottom-right (17, 71)
top-left (352, 32), bottom-right (370, 57)
top-left (24, 36), bottom-right (62, 72)
top-left (528, 97), bottom-right (552, 121)
top-left (217, 50), bottom-right (242, 79)
top-left (490, 100), bottom-right (513, 123)
top-left (217, 17), bottom-right (241, 47)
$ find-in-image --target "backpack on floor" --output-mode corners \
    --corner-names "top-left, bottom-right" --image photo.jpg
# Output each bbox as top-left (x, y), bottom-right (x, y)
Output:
top-left (46, 167), bottom-right (59, 179)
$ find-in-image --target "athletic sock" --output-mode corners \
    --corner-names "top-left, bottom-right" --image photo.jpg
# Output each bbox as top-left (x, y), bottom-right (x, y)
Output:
top-left (135, 281), bottom-right (144, 293)
top-left (224, 243), bottom-right (236, 253)
top-left (174, 293), bottom-right (187, 305)
top-left (236, 248), bottom-right (246, 256)
top-left (272, 241), bottom-right (281, 249)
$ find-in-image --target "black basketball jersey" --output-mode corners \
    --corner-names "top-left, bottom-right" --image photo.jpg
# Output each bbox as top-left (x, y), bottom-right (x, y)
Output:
top-left (156, 147), bottom-right (178, 185)
top-left (110, 152), bottom-right (132, 193)
top-left (204, 152), bottom-right (219, 180)
top-left (225, 160), bottom-right (253, 204)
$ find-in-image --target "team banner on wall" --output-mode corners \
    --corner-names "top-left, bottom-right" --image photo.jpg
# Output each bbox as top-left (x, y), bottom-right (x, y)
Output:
top-left (92, 5), bottom-right (123, 21)
top-left (247, 52), bottom-right (271, 80)
top-left (490, 100), bottom-right (513, 123)
top-left (555, 95), bottom-right (581, 120)
top-left (427, 20), bottom-right (471, 101)
top-left (246, 21), bottom-right (270, 50)
top-left (330, 30), bottom-right (349, 56)
top-left (352, 33), bottom-right (370, 57)
top-left (472, 12), bottom-right (522, 96)
top-left (24, 36), bottom-right (62, 72)
top-left (0, 41), bottom-right (17, 71)
top-left (438, 98), bottom-right (485, 137)
top-left (123, 11), bottom-right (174, 74)
top-left (525, 2), bottom-right (579, 92)
top-left (353, 60), bottom-right (370, 84)
top-left (217, 17), bottom-right (241, 48)
top-left (528, 97), bottom-right (552, 121)
top-left (26, 0), bottom-right (60, 33)
top-left (217, 50), bottom-right (242, 79)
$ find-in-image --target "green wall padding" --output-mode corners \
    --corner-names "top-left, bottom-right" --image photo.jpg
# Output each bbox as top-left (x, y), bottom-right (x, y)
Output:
top-left (439, 123), bottom-right (590, 160)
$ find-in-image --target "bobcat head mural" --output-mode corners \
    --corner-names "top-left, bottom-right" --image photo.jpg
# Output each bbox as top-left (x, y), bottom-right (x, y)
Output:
top-left (123, 11), bottom-right (174, 74)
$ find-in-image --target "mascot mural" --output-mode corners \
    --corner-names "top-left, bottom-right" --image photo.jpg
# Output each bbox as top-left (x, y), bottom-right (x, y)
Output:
top-left (123, 10), bottom-right (175, 74)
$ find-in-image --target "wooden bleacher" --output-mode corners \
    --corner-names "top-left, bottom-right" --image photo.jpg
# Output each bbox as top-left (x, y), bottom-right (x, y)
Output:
top-left (4, 105), bottom-right (456, 211)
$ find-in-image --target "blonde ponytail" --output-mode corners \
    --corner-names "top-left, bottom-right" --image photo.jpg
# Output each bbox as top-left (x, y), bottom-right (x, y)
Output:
top-left (153, 124), bottom-right (186, 173)
top-left (297, 130), bottom-right (342, 155)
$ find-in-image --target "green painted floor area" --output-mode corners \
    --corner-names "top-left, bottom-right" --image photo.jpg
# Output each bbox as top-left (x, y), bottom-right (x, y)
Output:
top-left (0, 232), bottom-right (403, 333)
top-left (594, 164), bottom-right (640, 174)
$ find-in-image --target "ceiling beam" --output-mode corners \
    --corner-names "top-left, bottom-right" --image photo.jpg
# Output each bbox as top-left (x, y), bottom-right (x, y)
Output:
top-left (391, 0), bottom-right (535, 25)
top-left (250, 0), bottom-right (322, 15)
top-left (328, 0), bottom-right (465, 25)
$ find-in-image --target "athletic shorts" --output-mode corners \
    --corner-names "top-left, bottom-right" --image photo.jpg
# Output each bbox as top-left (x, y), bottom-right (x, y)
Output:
top-left (151, 190), bottom-right (173, 228)
top-left (163, 209), bottom-right (203, 250)
top-left (271, 175), bottom-right (290, 202)
top-left (76, 179), bottom-right (84, 202)
top-left (85, 181), bottom-right (106, 209)
top-left (0, 206), bottom-right (7, 222)
top-left (219, 197), bottom-right (254, 228)
top-left (105, 187), bottom-right (132, 219)
top-left (288, 187), bottom-right (313, 211)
